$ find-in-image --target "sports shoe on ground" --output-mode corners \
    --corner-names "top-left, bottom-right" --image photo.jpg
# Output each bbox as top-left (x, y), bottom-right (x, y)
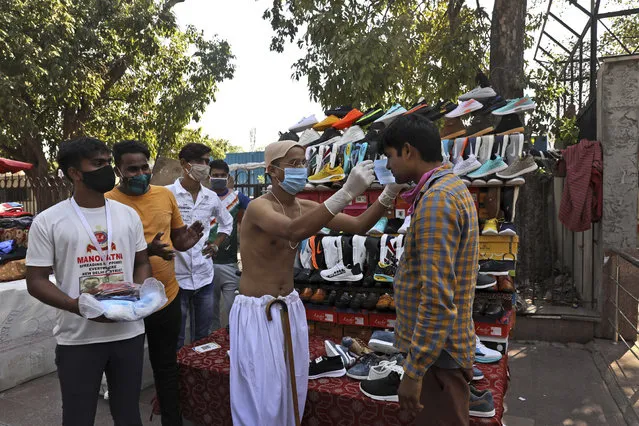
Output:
top-left (311, 288), bottom-right (326, 304)
top-left (298, 128), bottom-right (321, 146)
top-left (333, 109), bottom-right (364, 130)
top-left (320, 262), bottom-right (363, 282)
top-left (289, 115), bottom-right (318, 133)
top-left (360, 369), bottom-right (403, 402)
top-left (467, 156), bottom-right (508, 178)
top-left (398, 215), bottom-right (411, 234)
top-left (342, 336), bottom-right (373, 356)
top-left (356, 106), bottom-right (384, 126)
top-left (325, 340), bottom-right (356, 368)
top-left (324, 105), bottom-right (352, 118)
top-left (473, 365), bottom-right (485, 381)
top-left (368, 360), bottom-right (404, 381)
top-left (446, 99), bottom-right (484, 118)
top-left (367, 217), bottom-right (388, 236)
top-left (375, 293), bottom-right (393, 311)
top-left (479, 259), bottom-right (515, 275)
top-left (469, 387), bottom-right (496, 417)
top-left (347, 352), bottom-right (384, 380)
top-left (497, 275), bottom-right (515, 292)
top-left (313, 115), bottom-right (340, 131)
top-left (477, 274), bottom-right (497, 289)
top-left (492, 96), bottom-right (536, 115)
top-left (368, 330), bottom-right (399, 354)
top-left (374, 104), bottom-right (408, 126)
top-left (440, 117), bottom-right (466, 139)
top-left (466, 113), bottom-right (495, 137)
top-left (309, 355), bottom-right (347, 380)
top-left (494, 114), bottom-right (524, 135)
top-left (499, 222), bottom-right (517, 236)
top-left (475, 336), bottom-right (503, 364)
top-left (482, 218), bottom-right (499, 235)
top-left (362, 292), bottom-right (380, 310)
top-left (308, 164), bottom-right (346, 184)
top-left (459, 86), bottom-right (497, 101)
top-left (335, 292), bottom-right (352, 309)
top-left (496, 154), bottom-right (538, 179)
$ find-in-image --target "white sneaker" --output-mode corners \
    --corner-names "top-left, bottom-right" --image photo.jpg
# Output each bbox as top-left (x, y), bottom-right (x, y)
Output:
top-left (394, 235), bottom-right (405, 262)
top-left (459, 86), bottom-right (497, 101)
top-left (298, 129), bottom-right (321, 146)
top-left (446, 99), bottom-right (484, 118)
top-left (398, 215), bottom-right (411, 234)
top-left (368, 360), bottom-right (404, 381)
top-left (325, 340), bottom-right (356, 368)
top-left (339, 126), bottom-right (365, 146)
top-left (352, 235), bottom-right (367, 270)
top-left (321, 236), bottom-right (340, 269)
top-left (475, 336), bottom-right (503, 364)
top-left (289, 115), bottom-right (318, 133)
top-left (320, 262), bottom-right (363, 282)
top-left (299, 239), bottom-right (313, 269)
top-left (453, 155), bottom-right (482, 176)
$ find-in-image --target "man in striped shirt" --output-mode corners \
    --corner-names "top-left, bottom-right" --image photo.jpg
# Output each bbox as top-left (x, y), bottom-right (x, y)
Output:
top-left (381, 114), bottom-right (479, 425)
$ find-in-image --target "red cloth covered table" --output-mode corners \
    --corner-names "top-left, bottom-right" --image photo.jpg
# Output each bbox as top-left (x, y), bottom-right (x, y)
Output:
top-left (177, 329), bottom-right (508, 426)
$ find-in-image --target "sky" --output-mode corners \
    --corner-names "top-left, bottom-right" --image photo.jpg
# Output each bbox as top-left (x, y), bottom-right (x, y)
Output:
top-left (173, 0), bottom-right (592, 152)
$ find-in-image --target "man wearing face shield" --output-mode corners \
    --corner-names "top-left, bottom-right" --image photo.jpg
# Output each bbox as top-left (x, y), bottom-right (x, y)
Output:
top-left (229, 140), bottom-right (406, 426)
top-left (166, 144), bottom-right (233, 348)
top-left (207, 159), bottom-right (250, 330)
top-left (106, 140), bottom-right (205, 426)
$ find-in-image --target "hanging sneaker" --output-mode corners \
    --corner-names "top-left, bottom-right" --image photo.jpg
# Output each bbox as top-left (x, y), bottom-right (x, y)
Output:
top-left (469, 387), bottom-right (496, 417)
top-left (446, 99), bottom-right (484, 118)
top-left (320, 262), bottom-right (364, 282)
top-left (367, 217), bottom-right (388, 236)
top-left (479, 259), bottom-right (515, 275)
top-left (475, 336), bottom-right (503, 364)
top-left (360, 369), bottom-right (403, 402)
top-left (482, 219), bottom-right (499, 235)
top-left (325, 340), bottom-right (356, 368)
top-left (339, 125), bottom-right (365, 146)
top-left (498, 222), bottom-right (517, 236)
top-left (357, 142), bottom-right (368, 164)
top-left (324, 105), bottom-right (352, 118)
top-left (368, 330), bottom-right (399, 354)
top-left (398, 215), bottom-right (411, 234)
top-left (477, 135), bottom-right (494, 163)
top-left (453, 155), bottom-right (482, 176)
top-left (309, 235), bottom-right (326, 270)
top-left (332, 109), bottom-right (364, 130)
top-left (427, 100), bottom-right (457, 121)
top-left (404, 103), bottom-right (433, 116)
top-left (299, 239), bottom-right (313, 269)
top-left (375, 293), bottom-right (393, 311)
top-left (477, 274), bottom-right (497, 289)
top-left (374, 260), bottom-right (397, 282)
top-left (313, 115), bottom-right (340, 131)
top-left (346, 353), bottom-right (384, 380)
top-left (279, 130), bottom-right (300, 141)
top-left (351, 235), bottom-right (367, 270)
top-left (475, 95), bottom-right (508, 114)
top-left (466, 156), bottom-right (508, 179)
top-left (493, 114), bottom-right (524, 135)
top-left (492, 96), bottom-right (536, 115)
top-left (298, 128), bottom-right (321, 146)
top-left (309, 356), bottom-right (347, 380)
top-left (374, 104), bottom-right (408, 126)
top-left (314, 127), bottom-right (341, 145)
top-left (356, 106), bottom-right (385, 126)
top-left (321, 236), bottom-right (339, 269)
top-left (308, 163), bottom-right (346, 184)
top-left (496, 154), bottom-right (538, 179)
top-left (459, 86), bottom-right (497, 101)
top-left (440, 117), bottom-right (466, 139)
top-left (289, 115), bottom-right (318, 133)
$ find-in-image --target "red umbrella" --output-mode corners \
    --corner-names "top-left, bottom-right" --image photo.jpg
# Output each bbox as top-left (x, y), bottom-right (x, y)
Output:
top-left (0, 158), bottom-right (34, 173)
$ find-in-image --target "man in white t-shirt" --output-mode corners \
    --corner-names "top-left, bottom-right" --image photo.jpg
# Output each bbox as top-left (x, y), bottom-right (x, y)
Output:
top-left (26, 137), bottom-right (153, 426)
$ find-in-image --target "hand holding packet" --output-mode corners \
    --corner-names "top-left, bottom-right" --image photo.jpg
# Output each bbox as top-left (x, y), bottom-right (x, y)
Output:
top-left (373, 158), bottom-right (396, 184)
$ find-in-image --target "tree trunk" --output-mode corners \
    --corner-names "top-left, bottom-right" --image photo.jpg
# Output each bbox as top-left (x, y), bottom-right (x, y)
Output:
top-left (489, 0), bottom-right (527, 98)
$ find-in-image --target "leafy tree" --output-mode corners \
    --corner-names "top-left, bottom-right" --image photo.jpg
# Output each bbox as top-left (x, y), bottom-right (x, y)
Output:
top-left (0, 0), bottom-right (234, 189)
top-left (167, 128), bottom-right (241, 160)
top-left (263, 0), bottom-right (491, 108)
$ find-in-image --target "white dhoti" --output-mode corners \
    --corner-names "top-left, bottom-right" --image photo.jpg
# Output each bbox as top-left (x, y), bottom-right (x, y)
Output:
top-left (229, 290), bottom-right (309, 426)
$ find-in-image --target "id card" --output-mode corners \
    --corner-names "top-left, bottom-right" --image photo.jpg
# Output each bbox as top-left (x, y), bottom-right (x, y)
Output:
top-left (193, 342), bottom-right (221, 353)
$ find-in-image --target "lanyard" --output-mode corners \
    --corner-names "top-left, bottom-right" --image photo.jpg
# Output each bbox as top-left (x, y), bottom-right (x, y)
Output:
top-left (70, 197), bottom-right (112, 274)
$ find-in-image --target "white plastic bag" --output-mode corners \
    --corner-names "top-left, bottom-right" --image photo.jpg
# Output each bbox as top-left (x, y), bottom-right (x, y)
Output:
top-left (78, 278), bottom-right (168, 322)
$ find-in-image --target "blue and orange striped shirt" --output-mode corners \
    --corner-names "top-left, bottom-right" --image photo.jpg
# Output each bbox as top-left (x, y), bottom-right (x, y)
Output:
top-left (394, 165), bottom-right (479, 379)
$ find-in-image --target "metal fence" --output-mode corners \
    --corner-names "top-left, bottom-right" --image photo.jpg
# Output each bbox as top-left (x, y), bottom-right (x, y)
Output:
top-left (0, 174), bottom-right (71, 214)
top-left (607, 249), bottom-right (639, 361)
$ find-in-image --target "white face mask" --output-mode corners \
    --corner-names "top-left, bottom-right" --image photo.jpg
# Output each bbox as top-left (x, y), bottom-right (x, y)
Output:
top-left (187, 163), bottom-right (210, 182)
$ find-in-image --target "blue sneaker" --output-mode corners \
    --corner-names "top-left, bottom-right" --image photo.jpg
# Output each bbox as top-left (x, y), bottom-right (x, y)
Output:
top-left (346, 353), bottom-right (383, 380)
top-left (492, 96), bottom-right (536, 116)
top-left (374, 104), bottom-right (408, 126)
top-left (475, 336), bottom-right (502, 364)
top-left (473, 365), bottom-right (484, 381)
top-left (366, 217), bottom-right (388, 236)
top-left (325, 340), bottom-right (356, 367)
top-left (469, 387), bottom-right (496, 417)
top-left (368, 330), bottom-right (399, 354)
top-left (466, 156), bottom-right (508, 179)
top-left (357, 142), bottom-right (368, 164)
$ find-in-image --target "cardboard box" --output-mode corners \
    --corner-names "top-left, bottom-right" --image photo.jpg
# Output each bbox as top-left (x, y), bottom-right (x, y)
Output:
top-left (338, 312), bottom-right (369, 326)
top-left (306, 308), bottom-right (337, 323)
top-left (369, 313), bottom-right (397, 329)
top-left (342, 325), bottom-right (372, 342)
top-left (475, 321), bottom-right (511, 339)
top-left (479, 336), bottom-right (508, 355)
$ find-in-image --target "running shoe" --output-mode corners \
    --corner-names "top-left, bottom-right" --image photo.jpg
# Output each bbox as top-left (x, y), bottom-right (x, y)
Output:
top-left (356, 106), bottom-right (384, 126)
top-left (426, 100), bottom-right (457, 121)
top-left (366, 217), bottom-right (388, 236)
top-left (324, 105), bottom-right (352, 118)
top-left (469, 387), bottom-right (496, 417)
top-left (309, 356), bottom-right (346, 380)
top-left (473, 365), bottom-right (485, 381)
top-left (298, 128), bottom-right (321, 146)
top-left (496, 154), bottom-right (538, 179)
top-left (482, 218), bottom-right (499, 235)
top-left (453, 154), bottom-right (482, 176)
top-left (313, 115), bottom-right (340, 131)
top-left (278, 130), bottom-right (299, 141)
top-left (332, 108), bottom-right (364, 130)
top-left (398, 215), bottom-right (411, 234)
top-left (499, 222), bottom-right (517, 236)
top-left (476, 274), bottom-right (497, 289)
top-left (466, 156), bottom-right (508, 179)
top-left (325, 340), bottom-right (356, 368)
top-left (357, 142), bottom-right (368, 164)
top-left (320, 262), bottom-right (363, 282)
top-left (492, 96), bottom-right (536, 115)
top-left (360, 370), bottom-right (402, 402)
top-left (368, 330), bottom-right (399, 354)
top-left (346, 353), bottom-right (383, 380)
top-left (475, 336), bottom-right (502, 363)
top-left (479, 259), bottom-right (515, 275)
top-left (308, 164), bottom-right (345, 184)
top-left (459, 86), bottom-right (497, 101)
top-left (374, 104), bottom-right (407, 126)
top-left (466, 114), bottom-right (495, 137)
top-left (445, 99), bottom-right (483, 118)
top-left (289, 115), bottom-right (318, 133)
top-left (342, 143), bottom-right (353, 174)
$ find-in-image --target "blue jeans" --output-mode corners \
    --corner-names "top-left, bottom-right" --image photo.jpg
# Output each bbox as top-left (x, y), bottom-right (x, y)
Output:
top-left (178, 284), bottom-right (214, 349)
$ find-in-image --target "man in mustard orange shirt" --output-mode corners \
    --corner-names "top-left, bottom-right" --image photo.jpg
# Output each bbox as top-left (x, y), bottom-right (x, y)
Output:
top-left (106, 140), bottom-right (204, 426)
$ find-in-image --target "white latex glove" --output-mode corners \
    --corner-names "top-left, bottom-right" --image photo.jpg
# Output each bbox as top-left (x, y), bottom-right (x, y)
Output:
top-left (378, 183), bottom-right (411, 208)
top-left (324, 160), bottom-right (375, 215)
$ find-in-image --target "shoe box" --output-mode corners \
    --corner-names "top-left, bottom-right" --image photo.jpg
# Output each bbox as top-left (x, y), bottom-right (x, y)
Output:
top-left (478, 235), bottom-right (519, 261)
top-left (338, 311), bottom-right (369, 326)
top-left (369, 312), bottom-right (397, 329)
top-left (306, 307), bottom-right (337, 323)
top-left (475, 309), bottom-right (513, 339)
top-left (478, 335), bottom-right (509, 355)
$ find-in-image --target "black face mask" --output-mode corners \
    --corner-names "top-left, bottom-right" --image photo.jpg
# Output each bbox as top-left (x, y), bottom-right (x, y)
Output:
top-left (81, 165), bottom-right (116, 194)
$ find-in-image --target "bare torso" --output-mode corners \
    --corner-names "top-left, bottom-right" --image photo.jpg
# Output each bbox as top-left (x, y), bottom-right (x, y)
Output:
top-left (239, 194), bottom-right (315, 298)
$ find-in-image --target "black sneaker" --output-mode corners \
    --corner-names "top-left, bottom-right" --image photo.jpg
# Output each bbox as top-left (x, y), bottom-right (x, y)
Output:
top-left (278, 131), bottom-right (299, 141)
top-left (313, 128), bottom-right (341, 145)
top-left (293, 267), bottom-right (312, 284)
top-left (479, 260), bottom-right (515, 276)
top-left (324, 106), bottom-right (352, 118)
top-left (309, 269), bottom-right (326, 284)
top-left (359, 371), bottom-right (402, 402)
top-left (335, 292), bottom-right (352, 309)
top-left (476, 274), bottom-right (497, 289)
top-left (356, 106), bottom-right (384, 127)
top-left (494, 113), bottom-right (524, 135)
top-left (309, 355), bottom-right (347, 380)
top-left (362, 292), bottom-right (379, 310)
top-left (426, 100), bottom-right (457, 121)
top-left (477, 96), bottom-right (508, 115)
top-left (350, 293), bottom-right (366, 310)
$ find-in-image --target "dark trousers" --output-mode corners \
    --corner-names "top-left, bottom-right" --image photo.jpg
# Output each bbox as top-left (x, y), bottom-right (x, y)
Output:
top-left (415, 366), bottom-right (473, 426)
top-left (145, 295), bottom-right (183, 426)
top-left (56, 334), bottom-right (145, 426)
